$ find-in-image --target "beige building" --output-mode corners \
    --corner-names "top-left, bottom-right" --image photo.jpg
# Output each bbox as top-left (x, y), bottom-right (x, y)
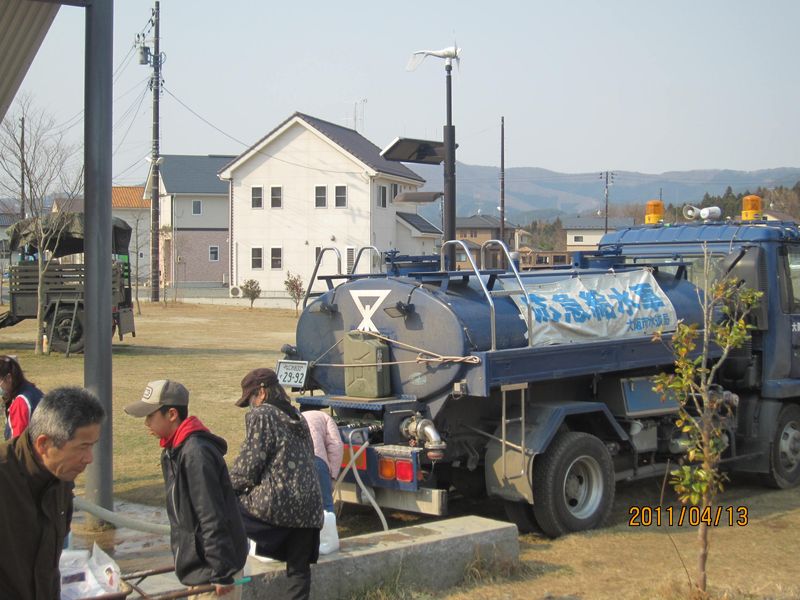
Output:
top-left (454, 214), bottom-right (532, 269)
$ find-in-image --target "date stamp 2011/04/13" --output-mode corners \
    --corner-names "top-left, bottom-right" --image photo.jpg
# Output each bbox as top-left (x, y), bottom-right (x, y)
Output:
top-left (628, 505), bottom-right (748, 527)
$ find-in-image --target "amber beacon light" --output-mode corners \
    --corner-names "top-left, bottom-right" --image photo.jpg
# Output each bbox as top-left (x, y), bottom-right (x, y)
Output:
top-left (645, 200), bottom-right (664, 224)
top-left (741, 194), bottom-right (762, 221)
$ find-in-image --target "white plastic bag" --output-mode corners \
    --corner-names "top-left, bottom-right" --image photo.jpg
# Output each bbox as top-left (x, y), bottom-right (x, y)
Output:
top-left (60, 543), bottom-right (121, 599)
top-left (318, 511), bottom-right (339, 555)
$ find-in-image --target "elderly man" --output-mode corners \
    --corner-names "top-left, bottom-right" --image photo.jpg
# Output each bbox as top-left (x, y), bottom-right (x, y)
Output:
top-left (0, 386), bottom-right (105, 600)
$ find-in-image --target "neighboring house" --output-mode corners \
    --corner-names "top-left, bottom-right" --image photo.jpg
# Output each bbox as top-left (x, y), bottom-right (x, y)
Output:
top-left (0, 212), bottom-right (19, 268)
top-left (454, 214), bottom-right (532, 269)
top-left (562, 217), bottom-right (634, 252)
top-left (50, 195), bottom-right (83, 213)
top-left (763, 209), bottom-right (796, 222)
top-left (111, 186), bottom-right (149, 284)
top-left (219, 112), bottom-right (439, 295)
top-left (144, 154), bottom-right (234, 288)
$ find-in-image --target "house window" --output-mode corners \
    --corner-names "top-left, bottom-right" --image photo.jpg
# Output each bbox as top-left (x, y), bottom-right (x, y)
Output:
top-left (456, 252), bottom-right (466, 263)
top-left (209, 246), bottom-right (219, 262)
top-left (271, 186), bottom-right (282, 209)
top-left (377, 185), bottom-right (387, 208)
top-left (251, 187), bottom-right (263, 209)
top-left (271, 247), bottom-right (282, 269)
top-left (346, 247), bottom-right (355, 274)
top-left (192, 200), bottom-right (202, 215)
top-left (470, 230), bottom-right (478, 238)
top-left (554, 254), bottom-right (568, 264)
top-left (573, 235), bottom-right (584, 243)
top-left (390, 183), bottom-right (399, 202)
top-left (335, 185), bottom-right (347, 208)
top-left (315, 186), bottom-right (327, 208)
top-left (251, 247), bottom-right (263, 269)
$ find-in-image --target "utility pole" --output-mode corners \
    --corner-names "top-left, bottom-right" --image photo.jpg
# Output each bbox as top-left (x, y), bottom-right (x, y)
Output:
top-left (140, 1), bottom-right (162, 302)
top-left (601, 171), bottom-right (615, 233)
top-left (19, 116), bottom-right (24, 218)
top-left (499, 116), bottom-right (505, 267)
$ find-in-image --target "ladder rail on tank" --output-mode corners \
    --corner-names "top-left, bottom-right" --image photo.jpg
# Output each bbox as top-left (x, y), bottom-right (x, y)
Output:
top-left (440, 239), bottom-right (498, 350)
top-left (351, 246), bottom-right (383, 275)
top-left (480, 240), bottom-right (534, 348)
top-left (302, 247), bottom-right (342, 309)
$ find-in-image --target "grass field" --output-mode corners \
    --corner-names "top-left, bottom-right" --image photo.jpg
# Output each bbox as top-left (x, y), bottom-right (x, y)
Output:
top-left (2, 302), bottom-right (799, 599)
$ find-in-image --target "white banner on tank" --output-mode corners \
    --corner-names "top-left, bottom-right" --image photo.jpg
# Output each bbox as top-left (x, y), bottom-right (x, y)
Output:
top-left (510, 270), bottom-right (677, 346)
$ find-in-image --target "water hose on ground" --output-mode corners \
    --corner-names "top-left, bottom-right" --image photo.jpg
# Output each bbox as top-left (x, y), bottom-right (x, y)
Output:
top-left (73, 496), bottom-right (171, 535)
top-left (333, 428), bottom-right (389, 532)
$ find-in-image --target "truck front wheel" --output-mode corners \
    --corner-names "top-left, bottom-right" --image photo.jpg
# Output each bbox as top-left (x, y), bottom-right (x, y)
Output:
top-left (532, 431), bottom-right (614, 538)
top-left (49, 308), bottom-right (85, 353)
top-left (760, 403), bottom-right (800, 489)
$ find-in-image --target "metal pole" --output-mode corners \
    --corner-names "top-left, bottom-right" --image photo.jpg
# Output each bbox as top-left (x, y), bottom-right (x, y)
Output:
top-left (149, 0), bottom-right (161, 301)
top-left (499, 116), bottom-right (505, 268)
top-left (604, 171), bottom-right (609, 234)
top-left (443, 61), bottom-right (456, 269)
top-left (84, 0), bottom-right (114, 520)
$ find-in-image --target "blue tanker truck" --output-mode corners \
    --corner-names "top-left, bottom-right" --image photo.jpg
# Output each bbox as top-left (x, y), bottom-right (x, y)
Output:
top-left (280, 199), bottom-right (800, 537)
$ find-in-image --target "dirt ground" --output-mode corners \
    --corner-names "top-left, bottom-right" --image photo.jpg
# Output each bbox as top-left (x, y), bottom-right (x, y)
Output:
top-left (2, 303), bottom-right (798, 599)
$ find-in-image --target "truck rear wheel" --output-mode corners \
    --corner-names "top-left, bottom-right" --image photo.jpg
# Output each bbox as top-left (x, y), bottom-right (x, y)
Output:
top-left (760, 403), bottom-right (800, 489)
top-left (49, 308), bottom-right (85, 353)
top-left (531, 431), bottom-right (614, 538)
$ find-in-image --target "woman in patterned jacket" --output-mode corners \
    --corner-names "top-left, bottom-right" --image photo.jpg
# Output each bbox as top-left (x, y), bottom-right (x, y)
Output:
top-left (230, 368), bottom-right (323, 600)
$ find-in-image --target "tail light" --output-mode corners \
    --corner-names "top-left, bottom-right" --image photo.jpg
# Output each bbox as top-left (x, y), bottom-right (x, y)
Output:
top-left (378, 458), bottom-right (396, 480)
top-left (341, 444), bottom-right (367, 470)
top-left (394, 459), bottom-right (414, 482)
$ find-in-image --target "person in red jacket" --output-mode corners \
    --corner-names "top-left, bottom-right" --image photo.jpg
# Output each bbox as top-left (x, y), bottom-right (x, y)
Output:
top-left (1, 355), bottom-right (44, 440)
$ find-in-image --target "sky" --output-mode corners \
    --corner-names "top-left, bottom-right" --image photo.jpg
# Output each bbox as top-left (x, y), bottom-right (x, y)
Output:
top-left (13, 0), bottom-right (800, 186)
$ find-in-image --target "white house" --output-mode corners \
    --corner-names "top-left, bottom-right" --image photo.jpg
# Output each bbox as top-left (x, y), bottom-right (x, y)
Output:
top-left (219, 112), bottom-right (440, 295)
top-left (144, 155), bottom-right (235, 288)
top-left (562, 217), bottom-right (634, 252)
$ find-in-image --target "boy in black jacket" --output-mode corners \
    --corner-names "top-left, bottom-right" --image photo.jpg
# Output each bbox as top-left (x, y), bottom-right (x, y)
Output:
top-left (125, 380), bottom-right (247, 598)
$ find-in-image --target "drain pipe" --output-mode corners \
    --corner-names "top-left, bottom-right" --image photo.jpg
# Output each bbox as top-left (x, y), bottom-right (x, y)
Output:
top-left (73, 497), bottom-right (170, 535)
top-left (401, 416), bottom-right (446, 460)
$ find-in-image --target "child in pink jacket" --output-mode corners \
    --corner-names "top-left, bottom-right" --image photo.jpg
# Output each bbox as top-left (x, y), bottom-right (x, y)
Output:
top-left (301, 410), bottom-right (343, 512)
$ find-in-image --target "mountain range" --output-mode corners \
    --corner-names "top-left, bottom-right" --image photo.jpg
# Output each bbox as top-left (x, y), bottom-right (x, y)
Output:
top-left (411, 163), bottom-right (800, 225)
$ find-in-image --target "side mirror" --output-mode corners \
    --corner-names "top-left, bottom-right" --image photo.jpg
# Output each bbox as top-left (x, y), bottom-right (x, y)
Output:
top-left (724, 246), bottom-right (767, 330)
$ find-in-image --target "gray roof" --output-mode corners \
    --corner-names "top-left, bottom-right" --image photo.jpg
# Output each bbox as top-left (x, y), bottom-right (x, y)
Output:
top-left (159, 155), bottom-right (236, 195)
top-left (456, 214), bottom-right (519, 229)
top-left (562, 217), bottom-right (634, 230)
top-left (0, 212), bottom-right (18, 228)
top-left (396, 211), bottom-right (441, 235)
top-left (224, 112), bottom-right (424, 183)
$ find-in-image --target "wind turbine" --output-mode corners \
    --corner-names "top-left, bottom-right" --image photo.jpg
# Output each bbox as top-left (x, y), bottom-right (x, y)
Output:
top-left (406, 44), bottom-right (462, 268)
top-left (406, 45), bottom-right (462, 71)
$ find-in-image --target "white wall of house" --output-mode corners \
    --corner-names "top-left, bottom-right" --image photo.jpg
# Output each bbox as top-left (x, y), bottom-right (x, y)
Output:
top-left (226, 121), bottom-right (425, 293)
top-left (394, 220), bottom-right (438, 255)
top-left (565, 228), bottom-right (604, 252)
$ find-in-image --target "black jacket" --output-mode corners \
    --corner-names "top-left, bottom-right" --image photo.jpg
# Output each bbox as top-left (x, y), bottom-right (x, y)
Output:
top-left (161, 430), bottom-right (248, 586)
top-left (0, 432), bottom-right (72, 600)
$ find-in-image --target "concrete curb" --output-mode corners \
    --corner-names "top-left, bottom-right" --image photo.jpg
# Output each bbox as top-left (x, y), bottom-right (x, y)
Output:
top-left (245, 516), bottom-right (519, 599)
